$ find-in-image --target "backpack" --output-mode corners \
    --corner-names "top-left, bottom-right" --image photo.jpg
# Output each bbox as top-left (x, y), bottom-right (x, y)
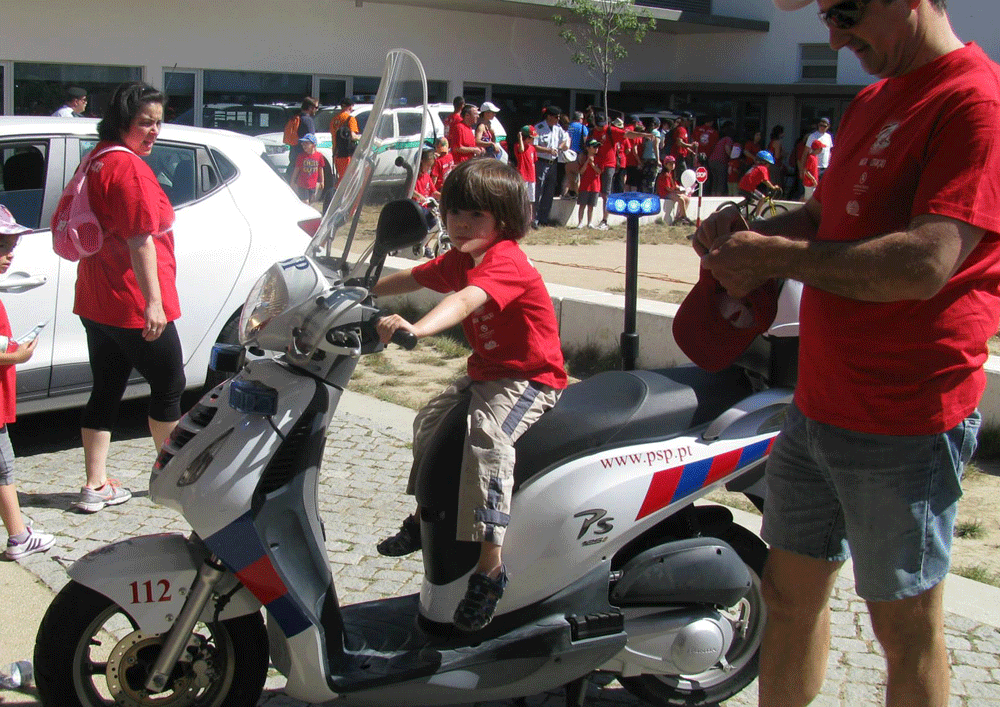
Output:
top-left (335, 118), bottom-right (357, 157)
top-left (51, 146), bottom-right (133, 261)
top-left (282, 114), bottom-right (300, 146)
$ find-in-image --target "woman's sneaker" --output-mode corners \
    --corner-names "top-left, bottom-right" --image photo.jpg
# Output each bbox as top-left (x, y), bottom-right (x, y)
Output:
top-left (6, 526), bottom-right (55, 560)
top-left (453, 565), bottom-right (508, 632)
top-left (76, 479), bottom-right (132, 513)
top-left (376, 515), bottom-right (421, 556)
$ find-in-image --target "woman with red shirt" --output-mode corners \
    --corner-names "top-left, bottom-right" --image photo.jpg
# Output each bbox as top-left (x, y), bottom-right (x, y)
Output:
top-left (72, 82), bottom-right (185, 512)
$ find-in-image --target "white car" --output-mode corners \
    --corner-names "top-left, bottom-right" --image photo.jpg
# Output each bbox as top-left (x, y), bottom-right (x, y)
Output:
top-left (0, 117), bottom-right (320, 414)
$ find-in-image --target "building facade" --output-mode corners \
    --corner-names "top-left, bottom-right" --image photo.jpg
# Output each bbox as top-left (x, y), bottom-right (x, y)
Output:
top-left (1, 0), bottom-right (996, 154)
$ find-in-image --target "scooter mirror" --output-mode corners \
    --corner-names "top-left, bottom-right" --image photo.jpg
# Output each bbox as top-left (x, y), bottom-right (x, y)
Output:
top-left (373, 199), bottom-right (430, 258)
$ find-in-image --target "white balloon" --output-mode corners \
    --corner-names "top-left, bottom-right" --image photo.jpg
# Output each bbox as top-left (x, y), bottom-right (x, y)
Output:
top-left (680, 169), bottom-right (697, 190)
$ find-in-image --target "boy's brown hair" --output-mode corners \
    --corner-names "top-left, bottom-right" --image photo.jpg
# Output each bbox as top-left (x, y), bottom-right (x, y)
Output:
top-left (440, 159), bottom-right (530, 242)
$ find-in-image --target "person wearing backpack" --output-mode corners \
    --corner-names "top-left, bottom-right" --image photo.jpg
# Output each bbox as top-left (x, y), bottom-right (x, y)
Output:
top-left (285, 97), bottom-right (318, 184)
top-left (69, 82), bottom-right (185, 513)
top-left (331, 96), bottom-right (360, 187)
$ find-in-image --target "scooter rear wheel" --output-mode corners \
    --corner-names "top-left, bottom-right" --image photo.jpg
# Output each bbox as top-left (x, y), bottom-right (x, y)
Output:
top-left (619, 525), bottom-right (767, 706)
top-left (34, 580), bottom-right (268, 707)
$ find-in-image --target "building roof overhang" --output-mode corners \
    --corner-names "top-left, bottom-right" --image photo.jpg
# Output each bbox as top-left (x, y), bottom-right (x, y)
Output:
top-left (352, 0), bottom-right (769, 34)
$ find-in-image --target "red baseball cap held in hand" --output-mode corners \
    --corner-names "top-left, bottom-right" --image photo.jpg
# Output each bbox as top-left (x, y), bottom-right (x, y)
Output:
top-left (672, 267), bottom-right (779, 372)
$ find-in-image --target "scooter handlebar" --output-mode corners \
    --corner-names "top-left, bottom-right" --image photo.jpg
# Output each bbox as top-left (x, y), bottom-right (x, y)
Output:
top-left (372, 313), bottom-right (419, 350)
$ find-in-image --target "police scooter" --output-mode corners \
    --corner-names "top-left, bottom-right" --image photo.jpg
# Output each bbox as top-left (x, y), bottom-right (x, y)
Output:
top-left (34, 50), bottom-right (795, 707)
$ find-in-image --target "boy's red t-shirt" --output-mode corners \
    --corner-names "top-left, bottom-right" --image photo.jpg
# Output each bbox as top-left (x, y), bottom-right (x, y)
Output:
top-left (671, 125), bottom-right (690, 159)
top-left (413, 171), bottom-right (435, 203)
top-left (800, 43), bottom-right (1000, 435)
top-left (514, 142), bottom-right (537, 183)
top-left (411, 239), bottom-right (567, 389)
top-left (578, 159), bottom-right (601, 193)
top-left (738, 164), bottom-right (769, 193)
top-left (0, 299), bottom-right (16, 424)
top-left (295, 151), bottom-right (326, 189)
top-left (624, 137), bottom-right (641, 168)
top-left (431, 153), bottom-right (455, 192)
top-left (592, 126), bottom-right (627, 169)
top-left (802, 153), bottom-right (819, 187)
top-left (76, 143), bottom-right (180, 329)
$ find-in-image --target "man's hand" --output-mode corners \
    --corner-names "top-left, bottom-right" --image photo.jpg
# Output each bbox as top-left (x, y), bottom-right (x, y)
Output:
top-left (702, 230), bottom-right (773, 299)
top-left (692, 205), bottom-right (749, 257)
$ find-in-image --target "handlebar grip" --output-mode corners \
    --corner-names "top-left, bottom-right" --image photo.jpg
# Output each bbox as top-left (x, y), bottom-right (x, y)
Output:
top-left (391, 329), bottom-right (418, 351)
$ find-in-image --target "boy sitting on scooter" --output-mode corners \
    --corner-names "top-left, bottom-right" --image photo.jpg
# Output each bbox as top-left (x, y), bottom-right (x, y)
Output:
top-left (372, 158), bottom-right (567, 631)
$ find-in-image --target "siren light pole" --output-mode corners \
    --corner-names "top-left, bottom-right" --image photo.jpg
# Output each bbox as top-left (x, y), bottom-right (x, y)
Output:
top-left (606, 193), bottom-right (662, 372)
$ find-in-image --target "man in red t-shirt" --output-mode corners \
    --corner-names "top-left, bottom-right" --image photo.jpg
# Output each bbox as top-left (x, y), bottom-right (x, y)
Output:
top-left (451, 104), bottom-right (484, 164)
top-left (696, 2), bottom-right (1000, 704)
top-left (670, 112), bottom-right (696, 177)
top-left (691, 117), bottom-right (719, 166)
top-left (589, 113), bottom-right (651, 229)
top-left (446, 95), bottom-right (465, 152)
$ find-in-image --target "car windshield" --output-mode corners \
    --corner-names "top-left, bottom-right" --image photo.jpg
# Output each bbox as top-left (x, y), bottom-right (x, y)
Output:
top-left (201, 104), bottom-right (292, 136)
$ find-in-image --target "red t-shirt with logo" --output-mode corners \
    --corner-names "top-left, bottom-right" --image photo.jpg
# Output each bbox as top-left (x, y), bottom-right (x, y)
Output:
top-left (0, 300), bottom-right (16, 424)
top-left (412, 171), bottom-right (436, 204)
top-left (76, 143), bottom-right (180, 328)
top-left (411, 239), bottom-right (567, 389)
top-left (514, 142), bottom-right (536, 183)
top-left (452, 122), bottom-right (477, 164)
top-left (800, 43), bottom-right (1000, 435)
top-left (738, 164), bottom-right (769, 193)
top-left (294, 151), bottom-right (326, 189)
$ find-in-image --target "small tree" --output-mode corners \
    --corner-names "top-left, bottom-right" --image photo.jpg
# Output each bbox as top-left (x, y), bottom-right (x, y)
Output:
top-left (553, 0), bottom-right (656, 121)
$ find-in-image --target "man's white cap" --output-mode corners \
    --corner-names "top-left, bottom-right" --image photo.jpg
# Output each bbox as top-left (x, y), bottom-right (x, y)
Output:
top-left (479, 101), bottom-right (500, 113)
top-left (773, 0), bottom-right (814, 9)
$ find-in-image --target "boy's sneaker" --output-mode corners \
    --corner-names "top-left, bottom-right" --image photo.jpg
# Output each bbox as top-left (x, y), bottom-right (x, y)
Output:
top-left (76, 479), bottom-right (132, 513)
top-left (6, 526), bottom-right (55, 560)
top-left (454, 565), bottom-right (508, 632)
top-left (376, 515), bottom-right (421, 556)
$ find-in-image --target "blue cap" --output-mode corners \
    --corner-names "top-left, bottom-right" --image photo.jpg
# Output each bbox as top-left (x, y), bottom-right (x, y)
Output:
top-left (300, 133), bottom-right (317, 144)
top-left (757, 150), bottom-right (775, 165)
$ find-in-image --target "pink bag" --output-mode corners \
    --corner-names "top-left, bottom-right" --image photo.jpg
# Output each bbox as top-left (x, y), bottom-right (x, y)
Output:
top-left (50, 146), bottom-right (132, 261)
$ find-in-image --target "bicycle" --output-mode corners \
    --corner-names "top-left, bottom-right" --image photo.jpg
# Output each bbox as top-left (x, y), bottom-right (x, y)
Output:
top-left (714, 185), bottom-right (789, 221)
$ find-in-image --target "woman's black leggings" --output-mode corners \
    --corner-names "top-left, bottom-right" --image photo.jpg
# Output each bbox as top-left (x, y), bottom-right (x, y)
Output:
top-left (80, 318), bottom-right (186, 430)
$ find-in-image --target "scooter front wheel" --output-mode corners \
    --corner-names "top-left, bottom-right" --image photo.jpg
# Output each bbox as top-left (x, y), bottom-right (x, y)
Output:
top-left (34, 580), bottom-right (268, 707)
top-left (619, 525), bottom-right (767, 706)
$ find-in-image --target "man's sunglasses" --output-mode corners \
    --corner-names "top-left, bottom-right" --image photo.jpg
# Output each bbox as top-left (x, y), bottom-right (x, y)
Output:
top-left (818, 0), bottom-right (872, 30)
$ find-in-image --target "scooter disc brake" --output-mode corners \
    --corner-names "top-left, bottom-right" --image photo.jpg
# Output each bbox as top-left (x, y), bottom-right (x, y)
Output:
top-left (106, 631), bottom-right (201, 707)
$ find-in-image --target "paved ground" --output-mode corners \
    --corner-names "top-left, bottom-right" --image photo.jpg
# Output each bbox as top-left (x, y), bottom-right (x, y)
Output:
top-left (2, 391), bottom-right (999, 706)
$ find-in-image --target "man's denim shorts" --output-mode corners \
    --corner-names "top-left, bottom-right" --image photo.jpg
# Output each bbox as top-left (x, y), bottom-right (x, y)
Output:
top-left (761, 403), bottom-right (980, 602)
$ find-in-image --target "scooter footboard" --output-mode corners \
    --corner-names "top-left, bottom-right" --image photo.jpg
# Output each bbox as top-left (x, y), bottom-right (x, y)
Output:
top-left (68, 533), bottom-right (262, 634)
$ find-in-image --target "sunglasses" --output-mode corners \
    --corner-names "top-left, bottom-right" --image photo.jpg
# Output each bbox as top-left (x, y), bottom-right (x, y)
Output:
top-left (818, 0), bottom-right (872, 30)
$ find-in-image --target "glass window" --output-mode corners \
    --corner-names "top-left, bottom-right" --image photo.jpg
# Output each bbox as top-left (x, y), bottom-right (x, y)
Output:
top-left (353, 76), bottom-right (380, 102)
top-left (0, 141), bottom-right (49, 229)
top-left (426, 80), bottom-right (448, 103)
top-left (164, 71), bottom-right (195, 125)
top-left (319, 78), bottom-right (347, 107)
top-left (202, 70), bottom-right (310, 135)
top-left (80, 139), bottom-right (206, 208)
top-left (13, 62), bottom-right (142, 117)
top-left (397, 111), bottom-right (423, 137)
top-left (800, 44), bottom-right (838, 83)
top-left (211, 149), bottom-right (238, 183)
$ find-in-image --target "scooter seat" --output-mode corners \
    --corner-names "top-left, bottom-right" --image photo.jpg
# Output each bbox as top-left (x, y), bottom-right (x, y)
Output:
top-left (513, 366), bottom-right (751, 488)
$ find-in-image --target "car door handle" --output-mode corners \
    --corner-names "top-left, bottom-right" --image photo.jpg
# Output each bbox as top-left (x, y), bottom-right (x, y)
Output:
top-left (0, 272), bottom-right (48, 293)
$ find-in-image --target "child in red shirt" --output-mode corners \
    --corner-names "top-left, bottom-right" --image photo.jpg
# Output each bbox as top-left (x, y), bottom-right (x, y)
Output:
top-left (738, 151), bottom-right (779, 219)
top-left (0, 207), bottom-right (54, 560)
top-left (514, 125), bottom-right (538, 222)
top-left (290, 134), bottom-right (326, 204)
top-left (575, 139), bottom-right (601, 228)
top-left (431, 137), bottom-right (455, 193)
top-left (372, 159), bottom-right (566, 632)
top-left (655, 155), bottom-right (692, 225)
top-left (802, 139), bottom-right (822, 202)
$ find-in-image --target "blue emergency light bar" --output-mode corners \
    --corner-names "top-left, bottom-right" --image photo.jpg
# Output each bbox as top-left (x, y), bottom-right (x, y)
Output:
top-left (606, 193), bottom-right (661, 217)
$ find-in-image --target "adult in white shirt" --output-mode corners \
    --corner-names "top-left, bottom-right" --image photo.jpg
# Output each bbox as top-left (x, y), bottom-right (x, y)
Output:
top-left (533, 106), bottom-right (569, 227)
top-left (803, 116), bottom-right (834, 177)
top-left (51, 87), bottom-right (87, 117)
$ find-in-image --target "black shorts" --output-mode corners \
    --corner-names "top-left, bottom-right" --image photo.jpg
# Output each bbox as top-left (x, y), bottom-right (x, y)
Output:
top-left (625, 166), bottom-right (643, 188)
top-left (577, 191), bottom-right (599, 207)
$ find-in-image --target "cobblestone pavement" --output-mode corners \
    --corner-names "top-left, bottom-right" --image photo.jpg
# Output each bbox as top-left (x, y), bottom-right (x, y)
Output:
top-left (9, 398), bottom-right (1000, 707)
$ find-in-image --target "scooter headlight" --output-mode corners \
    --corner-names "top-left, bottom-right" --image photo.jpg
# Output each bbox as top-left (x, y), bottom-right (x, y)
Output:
top-left (239, 266), bottom-right (289, 345)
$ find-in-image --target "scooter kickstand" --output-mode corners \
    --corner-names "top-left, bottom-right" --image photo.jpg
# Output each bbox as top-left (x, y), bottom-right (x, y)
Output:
top-left (564, 675), bottom-right (589, 707)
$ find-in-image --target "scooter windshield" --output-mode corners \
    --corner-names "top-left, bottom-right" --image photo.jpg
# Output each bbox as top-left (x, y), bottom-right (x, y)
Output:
top-left (307, 49), bottom-right (429, 278)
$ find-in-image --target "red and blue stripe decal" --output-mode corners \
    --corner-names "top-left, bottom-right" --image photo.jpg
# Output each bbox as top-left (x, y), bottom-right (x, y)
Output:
top-left (204, 512), bottom-right (312, 637)
top-left (635, 437), bottom-right (775, 520)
